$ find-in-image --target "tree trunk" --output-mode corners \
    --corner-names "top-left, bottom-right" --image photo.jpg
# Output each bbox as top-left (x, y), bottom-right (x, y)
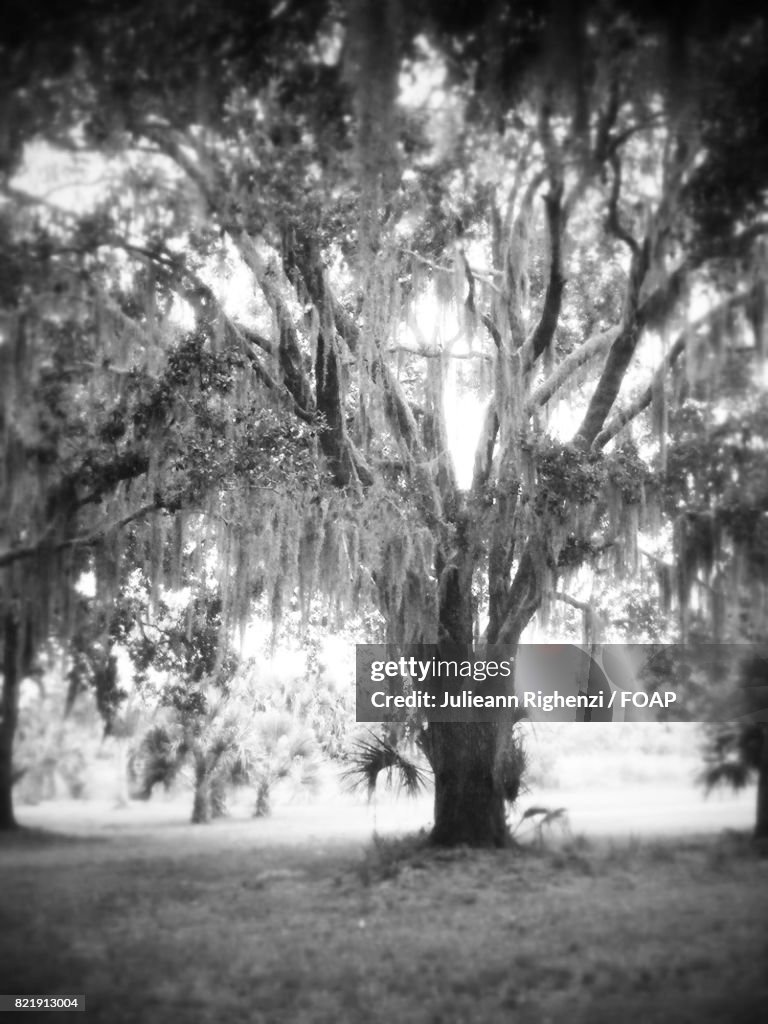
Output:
top-left (430, 721), bottom-right (507, 847)
top-left (755, 724), bottom-right (768, 842)
top-left (113, 737), bottom-right (131, 809)
top-left (254, 779), bottom-right (271, 818)
top-left (191, 755), bottom-right (212, 824)
top-left (427, 527), bottom-right (514, 847)
top-left (426, 523), bottom-right (539, 847)
top-left (210, 775), bottom-right (228, 819)
top-left (0, 614), bottom-right (21, 830)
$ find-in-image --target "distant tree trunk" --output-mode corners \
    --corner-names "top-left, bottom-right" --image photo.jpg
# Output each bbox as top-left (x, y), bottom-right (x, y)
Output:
top-left (112, 737), bottom-right (131, 809)
top-left (191, 754), bottom-right (213, 824)
top-left (254, 779), bottom-right (271, 817)
top-left (0, 614), bottom-right (21, 830)
top-left (210, 775), bottom-right (227, 819)
top-left (755, 725), bottom-right (768, 842)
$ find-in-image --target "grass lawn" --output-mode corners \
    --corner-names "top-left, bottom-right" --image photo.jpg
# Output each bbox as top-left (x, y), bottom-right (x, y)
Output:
top-left (1, 794), bottom-right (767, 1024)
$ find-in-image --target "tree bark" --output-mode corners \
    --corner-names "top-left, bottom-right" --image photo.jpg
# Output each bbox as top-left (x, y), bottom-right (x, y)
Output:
top-left (315, 329), bottom-right (373, 488)
top-left (430, 721), bottom-right (507, 847)
top-left (191, 755), bottom-right (212, 824)
top-left (0, 614), bottom-right (21, 830)
top-left (755, 724), bottom-right (768, 842)
top-left (211, 776), bottom-right (227, 819)
top-left (427, 529), bottom-right (512, 847)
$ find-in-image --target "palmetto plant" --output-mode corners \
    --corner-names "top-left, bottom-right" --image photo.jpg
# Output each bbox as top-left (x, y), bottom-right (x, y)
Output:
top-left (131, 692), bottom-right (321, 822)
top-left (238, 711), bottom-right (321, 818)
top-left (129, 725), bottom-right (180, 799)
top-left (341, 731), bottom-right (431, 799)
top-left (130, 686), bottom-right (248, 822)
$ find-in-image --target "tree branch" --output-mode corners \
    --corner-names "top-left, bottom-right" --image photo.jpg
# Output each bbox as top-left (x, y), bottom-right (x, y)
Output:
top-left (73, 450), bottom-right (151, 512)
top-left (380, 362), bottom-right (444, 520)
top-left (470, 400), bottom-right (499, 496)
top-left (527, 326), bottom-right (620, 412)
top-left (574, 239), bottom-right (651, 449)
top-left (491, 540), bottom-right (543, 645)
top-left (279, 230), bottom-right (375, 488)
top-left (605, 153), bottom-right (640, 256)
top-left (0, 502), bottom-right (159, 570)
top-left (554, 591), bottom-right (592, 614)
top-left (481, 314), bottom-right (502, 349)
top-left (595, 290), bottom-right (755, 448)
top-left (236, 232), bottom-right (315, 414)
top-left (525, 182), bottom-right (566, 367)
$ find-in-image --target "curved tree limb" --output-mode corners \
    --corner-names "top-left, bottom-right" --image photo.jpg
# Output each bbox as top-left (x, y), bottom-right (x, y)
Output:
top-left (527, 325), bottom-right (621, 412)
top-left (574, 239), bottom-right (651, 449)
top-left (490, 540), bottom-right (543, 646)
top-left (554, 591), bottom-right (593, 614)
top-left (605, 153), bottom-right (640, 256)
top-left (0, 501), bottom-right (158, 570)
top-left (524, 181), bottom-right (566, 368)
top-left (595, 290), bottom-right (756, 448)
top-left (470, 399), bottom-right (499, 496)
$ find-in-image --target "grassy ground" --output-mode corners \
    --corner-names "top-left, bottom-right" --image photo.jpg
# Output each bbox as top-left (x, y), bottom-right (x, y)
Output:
top-left (1, 789), bottom-right (767, 1024)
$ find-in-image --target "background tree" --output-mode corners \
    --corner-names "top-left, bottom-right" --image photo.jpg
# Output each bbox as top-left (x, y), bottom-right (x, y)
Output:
top-left (662, 383), bottom-right (768, 839)
top-left (700, 648), bottom-right (768, 842)
top-left (122, 576), bottom-right (324, 823)
top-left (119, 576), bottom-right (251, 824)
top-left (0, 187), bottom-right (323, 828)
top-left (245, 711), bottom-right (321, 819)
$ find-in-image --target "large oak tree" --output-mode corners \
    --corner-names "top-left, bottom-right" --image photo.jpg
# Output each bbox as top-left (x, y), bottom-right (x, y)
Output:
top-left (2, 1), bottom-right (767, 841)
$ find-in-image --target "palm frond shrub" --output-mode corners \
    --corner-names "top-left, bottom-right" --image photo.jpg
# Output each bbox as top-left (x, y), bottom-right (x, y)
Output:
top-left (129, 684), bottom-right (324, 822)
top-left (239, 711), bottom-right (321, 817)
top-left (129, 725), bottom-right (183, 799)
top-left (129, 687), bottom-right (249, 822)
top-left (341, 731), bottom-right (431, 799)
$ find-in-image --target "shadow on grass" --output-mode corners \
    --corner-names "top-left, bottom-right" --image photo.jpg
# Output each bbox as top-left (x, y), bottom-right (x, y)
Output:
top-left (0, 824), bottom-right (109, 848)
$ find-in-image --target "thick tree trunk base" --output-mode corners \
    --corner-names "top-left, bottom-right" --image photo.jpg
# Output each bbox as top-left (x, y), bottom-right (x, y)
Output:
top-left (429, 722), bottom-right (508, 848)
